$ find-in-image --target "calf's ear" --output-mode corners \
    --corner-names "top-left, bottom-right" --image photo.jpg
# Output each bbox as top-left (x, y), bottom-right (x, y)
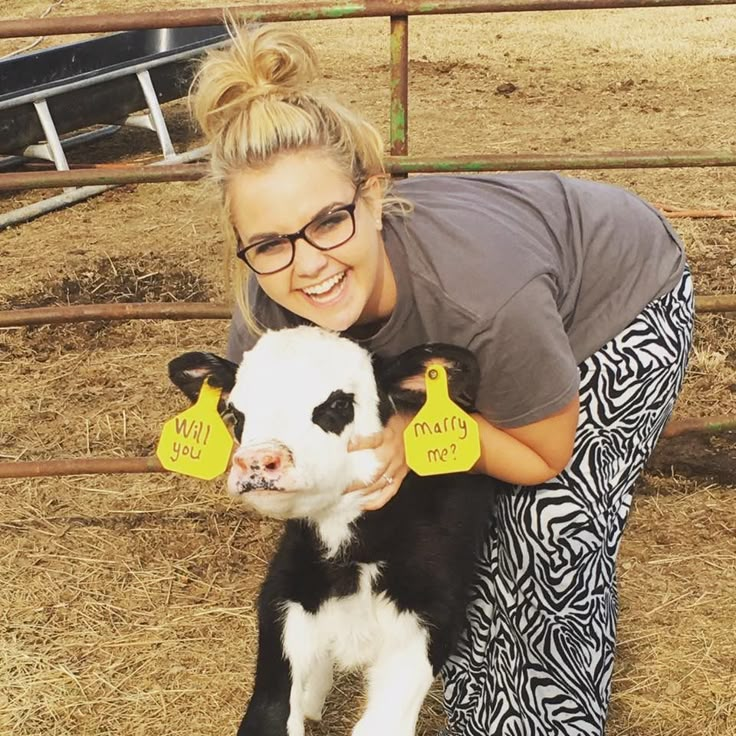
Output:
top-left (168, 352), bottom-right (239, 405)
top-left (375, 344), bottom-right (480, 415)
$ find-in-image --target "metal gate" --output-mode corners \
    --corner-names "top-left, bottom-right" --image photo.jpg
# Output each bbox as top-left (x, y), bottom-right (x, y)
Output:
top-left (1, 0), bottom-right (734, 479)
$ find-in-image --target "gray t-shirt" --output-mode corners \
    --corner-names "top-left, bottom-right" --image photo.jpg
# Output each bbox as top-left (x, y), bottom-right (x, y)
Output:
top-left (227, 172), bottom-right (685, 428)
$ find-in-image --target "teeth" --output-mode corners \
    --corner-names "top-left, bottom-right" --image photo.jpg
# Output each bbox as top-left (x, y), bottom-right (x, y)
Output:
top-left (303, 272), bottom-right (345, 296)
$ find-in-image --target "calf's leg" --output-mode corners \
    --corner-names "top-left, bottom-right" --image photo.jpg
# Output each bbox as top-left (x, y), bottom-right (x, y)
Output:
top-left (237, 594), bottom-right (292, 736)
top-left (282, 603), bottom-right (333, 733)
top-left (300, 654), bottom-right (333, 721)
top-left (352, 626), bottom-right (434, 736)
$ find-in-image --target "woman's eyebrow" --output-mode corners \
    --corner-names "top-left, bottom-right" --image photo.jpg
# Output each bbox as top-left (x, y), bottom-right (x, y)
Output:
top-left (245, 198), bottom-right (349, 245)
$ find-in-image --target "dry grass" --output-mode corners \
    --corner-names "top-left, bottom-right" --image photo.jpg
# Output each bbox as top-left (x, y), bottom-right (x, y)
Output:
top-left (1, 2), bottom-right (735, 735)
top-left (612, 478), bottom-right (736, 735)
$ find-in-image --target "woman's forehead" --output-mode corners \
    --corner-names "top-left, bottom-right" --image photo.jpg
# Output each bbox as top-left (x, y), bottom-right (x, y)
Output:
top-left (228, 150), bottom-right (353, 235)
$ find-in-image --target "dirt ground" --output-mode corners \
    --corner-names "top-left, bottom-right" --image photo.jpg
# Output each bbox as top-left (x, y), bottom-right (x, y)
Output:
top-left (1, 1), bottom-right (735, 735)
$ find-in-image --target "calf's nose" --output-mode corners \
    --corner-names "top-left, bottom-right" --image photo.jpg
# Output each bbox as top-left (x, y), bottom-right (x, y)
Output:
top-left (232, 444), bottom-right (291, 478)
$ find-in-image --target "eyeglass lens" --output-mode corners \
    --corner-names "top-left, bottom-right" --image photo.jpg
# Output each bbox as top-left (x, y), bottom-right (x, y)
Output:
top-left (245, 207), bottom-right (355, 274)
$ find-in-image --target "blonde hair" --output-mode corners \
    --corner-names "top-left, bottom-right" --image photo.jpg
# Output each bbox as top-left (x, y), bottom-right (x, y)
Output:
top-left (190, 23), bottom-right (409, 335)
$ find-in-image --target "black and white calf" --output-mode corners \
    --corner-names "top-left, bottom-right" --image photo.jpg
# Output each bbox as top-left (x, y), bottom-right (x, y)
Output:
top-left (168, 326), bottom-right (503, 736)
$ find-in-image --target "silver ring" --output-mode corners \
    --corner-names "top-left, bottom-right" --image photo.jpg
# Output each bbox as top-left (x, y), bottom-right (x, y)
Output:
top-left (382, 474), bottom-right (394, 485)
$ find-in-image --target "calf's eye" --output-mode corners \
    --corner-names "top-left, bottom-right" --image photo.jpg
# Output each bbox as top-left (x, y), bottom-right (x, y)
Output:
top-left (223, 405), bottom-right (245, 441)
top-left (330, 396), bottom-right (352, 412)
top-left (312, 390), bottom-right (355, 435)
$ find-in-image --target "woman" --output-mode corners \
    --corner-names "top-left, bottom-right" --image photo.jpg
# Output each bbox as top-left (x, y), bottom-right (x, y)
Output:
top-left (191, 24), bottom-right (693, 736)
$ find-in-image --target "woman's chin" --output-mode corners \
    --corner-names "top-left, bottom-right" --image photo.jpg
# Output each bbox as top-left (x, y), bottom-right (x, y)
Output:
top-left (312, 309), bottom-right (361, 333)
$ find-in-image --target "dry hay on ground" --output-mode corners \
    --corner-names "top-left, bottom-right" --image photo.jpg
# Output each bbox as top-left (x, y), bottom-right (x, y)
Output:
top-left (1, 2), bottom-right (736, 735)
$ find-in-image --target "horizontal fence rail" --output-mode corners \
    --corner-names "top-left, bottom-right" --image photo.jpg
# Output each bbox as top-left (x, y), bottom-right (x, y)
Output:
top-left (0, 457), bottom-right (167, 478)
top-left (0, 303), bottom-right (231, 326)
top-left (2, 0), bottom-right (735, 479)
top-left (661, 416), bottom-right (736, 438)
top-left (0, 164), bottom-right (207, 190)
top-left (6, 150), bottom-right (736, 191)
top-left (1, 413), bottom-right (735, 479)
top-left (0, 293), bottom-right (733, 329)
top-left (1, 0), bottom-right (736, 38)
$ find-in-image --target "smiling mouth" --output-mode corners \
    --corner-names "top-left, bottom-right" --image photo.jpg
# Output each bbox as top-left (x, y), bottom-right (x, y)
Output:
top-left (301, 271), bottom-right (347, 303)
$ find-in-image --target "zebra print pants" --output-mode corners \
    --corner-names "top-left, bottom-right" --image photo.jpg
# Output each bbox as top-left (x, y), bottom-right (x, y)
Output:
top-left (442, 266), bottom-right (694, 736)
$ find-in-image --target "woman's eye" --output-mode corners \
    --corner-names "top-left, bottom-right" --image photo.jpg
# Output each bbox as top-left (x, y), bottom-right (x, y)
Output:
top-left (254, 239), bottom-right (288, 256)
top-left (314, 212), bottom-right (348, 232)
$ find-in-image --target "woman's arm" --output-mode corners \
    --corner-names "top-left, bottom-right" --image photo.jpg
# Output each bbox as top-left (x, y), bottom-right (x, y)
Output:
top-left (471, 394), bottom-right (579, 485)
top-left (349, 394), bottom-right (579, 510)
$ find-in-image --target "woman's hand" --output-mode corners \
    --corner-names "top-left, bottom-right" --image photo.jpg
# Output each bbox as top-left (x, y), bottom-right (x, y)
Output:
top-left (347, 413), bottom-right (412, 511)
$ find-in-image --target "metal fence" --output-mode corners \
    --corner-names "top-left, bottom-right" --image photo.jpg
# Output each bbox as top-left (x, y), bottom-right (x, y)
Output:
top-left (1, 0), bottom-right (735, 479)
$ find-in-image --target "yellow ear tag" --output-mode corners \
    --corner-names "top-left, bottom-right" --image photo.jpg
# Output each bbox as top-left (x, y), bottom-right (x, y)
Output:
top-left (403, 364), bottom-right (480, 476)
top-left (156, 380), bottom-right (235, 480)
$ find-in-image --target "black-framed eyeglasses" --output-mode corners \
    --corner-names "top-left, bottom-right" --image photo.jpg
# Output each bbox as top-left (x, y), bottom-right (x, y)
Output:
top-left (236, 185), bottom-right (362, 275)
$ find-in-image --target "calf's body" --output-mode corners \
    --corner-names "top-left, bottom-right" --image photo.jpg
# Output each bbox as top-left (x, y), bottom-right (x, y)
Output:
top-left (168, 326), bottom-right (502, 736)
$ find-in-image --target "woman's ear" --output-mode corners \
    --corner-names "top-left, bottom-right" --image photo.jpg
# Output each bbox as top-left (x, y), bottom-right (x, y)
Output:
top-left (361, 175), bottom-right (385, 225)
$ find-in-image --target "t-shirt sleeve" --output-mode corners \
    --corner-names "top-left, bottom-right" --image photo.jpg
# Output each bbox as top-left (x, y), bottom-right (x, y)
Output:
top-left (469, 275), bottom-right (580, 428)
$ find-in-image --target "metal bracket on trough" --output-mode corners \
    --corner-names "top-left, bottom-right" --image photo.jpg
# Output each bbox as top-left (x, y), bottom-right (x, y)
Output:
top-left (0, 126), bottom-right (122, 173)
top-left (0, 145), bottom-right (211, 231)
top-left (0, 24), bottom-right (230, 228)
top-left (123, 69), bottom-right (176, 159)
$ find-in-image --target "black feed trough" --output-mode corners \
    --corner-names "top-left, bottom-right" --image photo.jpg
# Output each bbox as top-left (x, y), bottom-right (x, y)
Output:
top-left (0, 25), bottom-right (229, 155)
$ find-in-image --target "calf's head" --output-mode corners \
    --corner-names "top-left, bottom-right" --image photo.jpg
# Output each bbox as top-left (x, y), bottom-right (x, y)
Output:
top-left (168, 326), bottom-right (478, 521)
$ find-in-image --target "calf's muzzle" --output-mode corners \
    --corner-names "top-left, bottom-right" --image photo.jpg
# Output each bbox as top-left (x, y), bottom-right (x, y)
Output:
top-left (230, 441), bottom-right (294, 493)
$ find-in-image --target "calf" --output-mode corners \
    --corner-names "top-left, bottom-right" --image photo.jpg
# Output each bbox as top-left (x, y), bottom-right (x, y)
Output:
top-left (168, 326), bottom-right (503, 736)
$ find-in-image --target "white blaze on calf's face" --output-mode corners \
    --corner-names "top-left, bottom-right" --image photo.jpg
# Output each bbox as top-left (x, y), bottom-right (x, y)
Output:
top-left (226, 327), bottom-right (385, 518)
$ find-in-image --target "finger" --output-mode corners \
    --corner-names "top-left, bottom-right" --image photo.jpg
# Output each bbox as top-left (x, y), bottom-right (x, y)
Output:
top-left (361, 467), bottom-right (407, 510)
top-left (344, 475), bottom-right (386, 495)
top-left (342, 462), bottom-right (390, 494)
top-left (362, 482), bottom-right (399, 511)
top-left (343, 478), bottom-right (373, 494)
top-left (343, 459), bottom-right (410, 497)
top-left (347, 432), bottom-right (383, 452)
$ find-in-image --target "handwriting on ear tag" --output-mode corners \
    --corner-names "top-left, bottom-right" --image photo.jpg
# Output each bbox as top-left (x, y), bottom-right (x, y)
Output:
top-left (403, 364), bottom-right (480, 476)
top-left (156, 380), bottom-right (234, 480)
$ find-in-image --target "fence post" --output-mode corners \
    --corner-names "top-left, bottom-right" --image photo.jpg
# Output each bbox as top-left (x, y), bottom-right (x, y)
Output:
top-left (390, 14), bottom-right (409, 177)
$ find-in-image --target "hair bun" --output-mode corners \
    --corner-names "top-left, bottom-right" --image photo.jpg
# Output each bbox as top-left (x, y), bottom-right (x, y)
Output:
top-left (248, 26), bottom-right (318, 92)
top-left (192, 25), bottom-right (319, 140)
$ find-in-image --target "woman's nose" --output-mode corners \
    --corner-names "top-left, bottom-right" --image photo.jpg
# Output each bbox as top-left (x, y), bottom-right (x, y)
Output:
top-left (292, 237), bottom-right (329, 277)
